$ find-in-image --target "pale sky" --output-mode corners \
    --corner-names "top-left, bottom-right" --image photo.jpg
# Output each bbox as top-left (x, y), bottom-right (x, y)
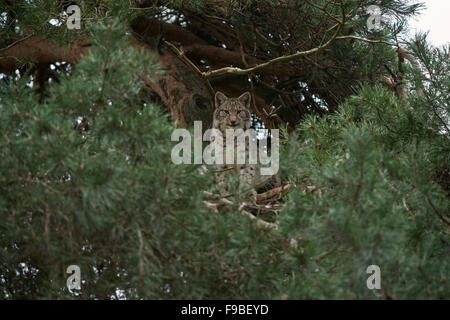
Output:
top-left (408, 0), bottom-right (450, 46)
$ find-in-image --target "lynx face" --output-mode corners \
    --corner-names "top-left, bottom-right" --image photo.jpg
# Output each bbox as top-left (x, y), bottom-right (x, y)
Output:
top-left (212, 91), bottom-right (252, 134)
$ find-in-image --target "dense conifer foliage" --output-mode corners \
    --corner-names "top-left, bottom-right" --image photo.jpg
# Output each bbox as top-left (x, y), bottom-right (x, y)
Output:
top-left (0, 1), bottom-right (448, 299)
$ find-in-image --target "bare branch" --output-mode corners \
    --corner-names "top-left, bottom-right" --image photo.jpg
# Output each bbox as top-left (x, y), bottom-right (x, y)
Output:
top-left (203, 22), bottom-right (343, 78)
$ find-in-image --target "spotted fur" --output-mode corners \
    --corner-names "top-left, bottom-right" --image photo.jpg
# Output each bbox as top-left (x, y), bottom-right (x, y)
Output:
top-left (212, 91), bottom-right (264, 196)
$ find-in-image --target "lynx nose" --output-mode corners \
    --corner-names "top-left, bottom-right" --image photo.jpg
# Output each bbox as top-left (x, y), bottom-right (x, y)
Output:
top-left (229, 115), bottom-right (237, 124)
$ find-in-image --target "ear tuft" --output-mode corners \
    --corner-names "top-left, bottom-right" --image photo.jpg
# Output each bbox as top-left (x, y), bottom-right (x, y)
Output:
top-left (215, 91), bottom-right (228, 108)
top-left (237, 91), bottom-right (251, 108)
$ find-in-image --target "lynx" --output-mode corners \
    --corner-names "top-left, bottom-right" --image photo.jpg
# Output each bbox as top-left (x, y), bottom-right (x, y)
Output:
top-left (212, 91), bottom-right (276, 196)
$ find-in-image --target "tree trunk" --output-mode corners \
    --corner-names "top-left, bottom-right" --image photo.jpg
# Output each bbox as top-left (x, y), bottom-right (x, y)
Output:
top-left (0, 35), bottom-right (214, 128)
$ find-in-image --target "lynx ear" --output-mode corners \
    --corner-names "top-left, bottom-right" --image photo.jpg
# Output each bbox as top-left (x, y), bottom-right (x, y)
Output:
top-left (237, 91), bottom-right (251, 108)
top-left (215, 91), bottom-right (228, 108)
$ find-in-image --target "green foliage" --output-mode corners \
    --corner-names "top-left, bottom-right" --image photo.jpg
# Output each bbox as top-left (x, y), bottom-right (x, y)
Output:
top-left (0, 20), bottom-right (210, 299)
top-left (1, 2), bottom-right (449, 300)
top-left (279, 81), bottom-right (450, 298)
top-left (0, 18), bottom-right (295, 300)
top-left (0, 0), bottom-right (138, 42)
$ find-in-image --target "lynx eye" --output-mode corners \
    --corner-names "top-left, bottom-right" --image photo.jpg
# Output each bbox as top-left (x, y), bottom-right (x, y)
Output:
top-left (219, 110), bottom-right (228, 117)
top-left (238, 110), bottom-right (248, 118)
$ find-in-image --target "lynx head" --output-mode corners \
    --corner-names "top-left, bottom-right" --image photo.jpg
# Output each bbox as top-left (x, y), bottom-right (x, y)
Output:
top-left (212, 91), bottom-right (251, 133)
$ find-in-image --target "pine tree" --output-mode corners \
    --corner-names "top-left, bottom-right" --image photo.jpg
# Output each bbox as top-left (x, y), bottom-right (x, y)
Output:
top-left (0, 1), bottom-right (449, 299)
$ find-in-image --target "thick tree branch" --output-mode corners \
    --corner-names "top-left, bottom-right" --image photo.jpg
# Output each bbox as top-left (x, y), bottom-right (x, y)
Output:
top-left (0, 36), bottom-right (89, 72)
top-left (130, 16), bottom-right (208, 47)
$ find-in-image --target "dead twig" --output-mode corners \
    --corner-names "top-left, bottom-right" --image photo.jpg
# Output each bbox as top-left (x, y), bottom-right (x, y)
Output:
top-left (256, 183), bottom-right (292, 202)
